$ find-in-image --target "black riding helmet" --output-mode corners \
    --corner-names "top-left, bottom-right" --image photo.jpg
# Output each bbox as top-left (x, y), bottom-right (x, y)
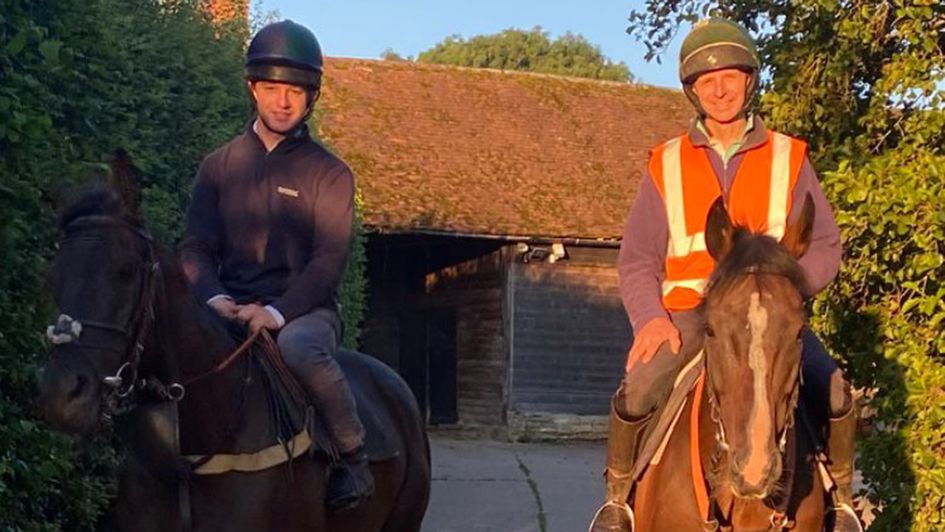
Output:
top-left (246, 20), bottom-right (323, 90)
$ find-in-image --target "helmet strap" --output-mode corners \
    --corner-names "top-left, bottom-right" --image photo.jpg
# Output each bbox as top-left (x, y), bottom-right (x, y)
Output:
top-left (302, 88), bottom-right (320, 120)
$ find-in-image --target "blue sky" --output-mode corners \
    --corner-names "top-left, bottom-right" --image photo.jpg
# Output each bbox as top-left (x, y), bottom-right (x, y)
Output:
top-left (262, 0), bottom-right (687, 88)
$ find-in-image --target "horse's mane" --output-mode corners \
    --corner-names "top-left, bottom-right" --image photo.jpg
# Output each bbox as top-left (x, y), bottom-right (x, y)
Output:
top-left (705, 228), bottom-right (809, 300)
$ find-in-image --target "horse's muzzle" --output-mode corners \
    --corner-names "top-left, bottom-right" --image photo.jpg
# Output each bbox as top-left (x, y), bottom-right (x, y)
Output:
top-left (730, 452), bottom-right (782, 500)
top-left (38, 353), bottom-right (103, 436)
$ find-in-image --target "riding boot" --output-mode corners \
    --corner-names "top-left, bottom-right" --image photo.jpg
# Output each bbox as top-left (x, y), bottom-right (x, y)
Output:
top-left (327, 446), bottom-right (375, 512)
top-left (825, 406), bottom-right (863, 532)
top-left (587, 401), bottom-right (651, 532)
top-left (289, 359), bottom-right (374, 511)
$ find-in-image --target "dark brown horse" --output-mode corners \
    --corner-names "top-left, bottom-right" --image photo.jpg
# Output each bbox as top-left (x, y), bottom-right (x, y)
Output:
top-left (38, 156), bottom-right (430, 531)
top-left (633, 197), bottom-right (827, 530)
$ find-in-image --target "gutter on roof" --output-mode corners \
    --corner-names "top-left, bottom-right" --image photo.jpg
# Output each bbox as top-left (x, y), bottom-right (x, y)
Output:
top-left (366, 226), bottom-right (621, 248)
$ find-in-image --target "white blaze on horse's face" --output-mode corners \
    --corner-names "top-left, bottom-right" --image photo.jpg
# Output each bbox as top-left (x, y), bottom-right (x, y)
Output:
top-left (714, 277), bottom-right (804, 500)
top-left (742, 291), bottom-right (772, 488)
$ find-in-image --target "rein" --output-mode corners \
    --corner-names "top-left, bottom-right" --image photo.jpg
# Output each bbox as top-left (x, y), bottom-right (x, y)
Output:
top-left (182, 329), bottom-right (261, 387)
top-left (48, 215), bottom-right (263, 414)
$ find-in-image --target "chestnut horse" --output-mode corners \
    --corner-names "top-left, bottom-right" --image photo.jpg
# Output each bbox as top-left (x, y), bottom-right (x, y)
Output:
top-left (633, 197), bottom-right (828, 530)
top-left (38, 156), bottom-right (430, 531)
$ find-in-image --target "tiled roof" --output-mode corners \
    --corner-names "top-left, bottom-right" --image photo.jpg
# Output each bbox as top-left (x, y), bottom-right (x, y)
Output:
top-left (318, 57), bottom-right (692, 240)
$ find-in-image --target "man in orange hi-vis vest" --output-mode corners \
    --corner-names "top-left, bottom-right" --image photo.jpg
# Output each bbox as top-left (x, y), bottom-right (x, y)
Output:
top-left (589, 18), bottom-right (862, 532)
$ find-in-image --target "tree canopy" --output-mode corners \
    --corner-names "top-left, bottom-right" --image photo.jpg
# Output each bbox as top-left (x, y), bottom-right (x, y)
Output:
top-left (628, 1), bottom-right (944, 528)
top-left (417, 27), bottom-right (633, 82)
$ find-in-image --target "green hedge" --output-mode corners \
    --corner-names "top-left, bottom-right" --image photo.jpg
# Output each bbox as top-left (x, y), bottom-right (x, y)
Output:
top-left (813, 141), bottom-right (945, 529)
top-left (0, 1), bottom-right (365, 528)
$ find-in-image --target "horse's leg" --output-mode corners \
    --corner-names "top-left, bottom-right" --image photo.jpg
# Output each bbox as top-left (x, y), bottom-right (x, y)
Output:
top-left (109, 459), bottom-right (179, 532)
top-left (189, 462), bottom-right (326, 532)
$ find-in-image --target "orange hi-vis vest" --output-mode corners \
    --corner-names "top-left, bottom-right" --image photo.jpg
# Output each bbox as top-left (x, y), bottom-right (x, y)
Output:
top-left (649, 130), bottom-right (808, 311)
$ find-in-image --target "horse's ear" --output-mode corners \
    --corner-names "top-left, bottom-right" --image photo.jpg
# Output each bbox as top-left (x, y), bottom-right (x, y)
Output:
top-left (780, 193), bottom-right (815, 259)
top-left (705, 196), bottom-right (735, 262)
top-left (107, 149), bottom-right (142, 221)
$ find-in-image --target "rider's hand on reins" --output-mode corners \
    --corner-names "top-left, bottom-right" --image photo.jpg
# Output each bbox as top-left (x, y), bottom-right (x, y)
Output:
top-left (625, 317), bottom-right (681, 372)
top-left (236, 303), bottom-right (281, 333)
top-left (209, 296), bottom-right (240, 319)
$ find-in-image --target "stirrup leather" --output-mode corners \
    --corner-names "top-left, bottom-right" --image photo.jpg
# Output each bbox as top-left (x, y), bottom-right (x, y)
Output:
top-left (587, 500), bottom-right (635, 532)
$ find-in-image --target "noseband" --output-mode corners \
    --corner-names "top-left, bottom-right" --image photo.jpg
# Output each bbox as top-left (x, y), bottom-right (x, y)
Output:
top-left (704, 354), bottom-right (802, 457)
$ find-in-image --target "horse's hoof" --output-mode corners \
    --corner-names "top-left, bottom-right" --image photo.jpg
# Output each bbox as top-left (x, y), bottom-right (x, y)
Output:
top-left (588, 501), bottom-right (635, 532)
top-left (827, 503), bottom-right (863, 532)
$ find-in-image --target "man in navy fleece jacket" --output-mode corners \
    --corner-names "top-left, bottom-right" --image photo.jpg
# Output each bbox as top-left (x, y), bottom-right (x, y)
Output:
top-left (179, 20), bottom-right (372, 511)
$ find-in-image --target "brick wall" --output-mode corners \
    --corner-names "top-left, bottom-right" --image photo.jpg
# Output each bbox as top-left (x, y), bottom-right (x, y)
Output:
top-left (508, 246), bottom-right (631, 416)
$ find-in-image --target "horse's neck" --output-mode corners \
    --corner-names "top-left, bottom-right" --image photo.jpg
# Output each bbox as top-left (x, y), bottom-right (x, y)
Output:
top-left (155, 271), bottom-right (238, 379)
top-left (150, 264), bottom-right (248, 448)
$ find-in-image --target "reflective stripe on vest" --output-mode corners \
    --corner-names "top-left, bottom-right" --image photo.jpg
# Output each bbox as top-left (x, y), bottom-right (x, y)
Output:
top-left (650, 131), bottom-right (806, 310)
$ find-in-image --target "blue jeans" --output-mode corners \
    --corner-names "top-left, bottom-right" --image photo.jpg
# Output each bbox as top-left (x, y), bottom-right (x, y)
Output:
top-left (277, 307), bottom-right (365, 454)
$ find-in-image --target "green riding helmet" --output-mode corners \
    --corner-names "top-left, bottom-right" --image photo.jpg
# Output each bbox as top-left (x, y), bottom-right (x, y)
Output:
top-left (678, 17), bottom-right (760, 116)
top-left (246, 20), bottom-right (323, 90)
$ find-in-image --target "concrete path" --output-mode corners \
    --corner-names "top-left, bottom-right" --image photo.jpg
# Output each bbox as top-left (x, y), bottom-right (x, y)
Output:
top-left (422, 435), bottom-right (606, 532)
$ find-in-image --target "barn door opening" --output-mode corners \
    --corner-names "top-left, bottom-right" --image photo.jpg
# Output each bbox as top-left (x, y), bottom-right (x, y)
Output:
top-left (399, 308), bottom-right (457, 424)
top-left (428, 308), bottom-right (457, 424)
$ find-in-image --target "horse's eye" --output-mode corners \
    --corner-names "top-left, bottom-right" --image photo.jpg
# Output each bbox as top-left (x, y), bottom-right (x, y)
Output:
top-left (705, 324), bottom-right (715, 338)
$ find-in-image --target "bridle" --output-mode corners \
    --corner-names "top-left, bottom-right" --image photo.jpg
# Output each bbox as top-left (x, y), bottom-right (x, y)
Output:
top-left (704, 353), bottom-right (802, 457)
top-left (700, 275), bottom-right (805, 531)
top-left (47, 214), bottom-right (280, 532)
top-left (47, 215), bottom-right (183, 417)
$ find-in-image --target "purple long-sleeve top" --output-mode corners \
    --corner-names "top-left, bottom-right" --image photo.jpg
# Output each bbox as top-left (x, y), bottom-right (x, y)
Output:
top-left (617, 116), bottom-right (843, 332)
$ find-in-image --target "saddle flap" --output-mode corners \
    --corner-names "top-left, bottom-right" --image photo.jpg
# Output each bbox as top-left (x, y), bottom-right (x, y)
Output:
top-left (630, 349), bottom-right (706, 482)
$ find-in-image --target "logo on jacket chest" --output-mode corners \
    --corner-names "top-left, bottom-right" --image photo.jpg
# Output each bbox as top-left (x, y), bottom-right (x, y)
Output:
top-left (276, 186), bottom-right (300, 198)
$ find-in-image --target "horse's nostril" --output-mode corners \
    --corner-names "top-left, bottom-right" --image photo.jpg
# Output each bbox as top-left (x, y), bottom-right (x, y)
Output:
top-left (68, 373), bottom-right (90, 402)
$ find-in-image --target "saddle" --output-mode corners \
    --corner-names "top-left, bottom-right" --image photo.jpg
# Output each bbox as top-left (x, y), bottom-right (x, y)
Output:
top-left (167, 323), bottom-right (398, 476)
top-left (629, 349), bottom-right (707, 484)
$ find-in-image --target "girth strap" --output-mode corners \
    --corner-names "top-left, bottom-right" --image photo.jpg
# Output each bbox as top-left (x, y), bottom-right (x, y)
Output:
top-left (183, 428), bottom-right (312, 475)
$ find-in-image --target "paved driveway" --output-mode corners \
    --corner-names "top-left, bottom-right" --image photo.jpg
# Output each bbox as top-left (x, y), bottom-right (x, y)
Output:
top-left (422, 435), bottom-right (606, 532)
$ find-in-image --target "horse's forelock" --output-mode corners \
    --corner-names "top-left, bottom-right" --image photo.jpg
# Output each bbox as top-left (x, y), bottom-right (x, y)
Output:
top-left (706, 231), bottom-right (809, 302)
top-left (59, 185), bottom-right (129, 231)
